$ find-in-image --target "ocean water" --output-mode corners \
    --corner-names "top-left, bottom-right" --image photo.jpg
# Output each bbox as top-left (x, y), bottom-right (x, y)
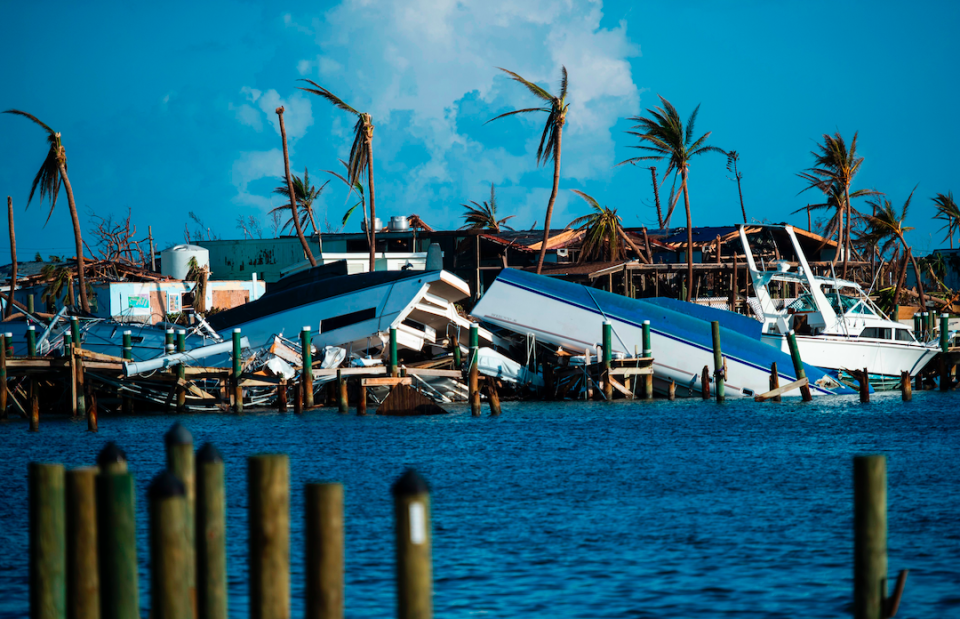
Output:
top-left (1, 392), bottom-right (958, 618)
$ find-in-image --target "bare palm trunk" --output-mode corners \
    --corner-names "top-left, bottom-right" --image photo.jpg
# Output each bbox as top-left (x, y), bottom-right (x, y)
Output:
top-left (807, 204), bottom-right (812, 231)
top-left (58, 165), bottom-right (90, 313)
top-left (650, 167), bottom-right (664, 229)
top-left (276, 107), bottom-right (317, 268)
top-left (736, 175), bottom-right (746, 223)
top-left (535, 124), bottom-right (563, 275)
top-left (842, 186), bottom-right (852, 278)
top-left (6, 196), bottom-right (16, 318)
top-left (681, 168), bottom-right (693, 302)
top-left (832, 208), bottom-right (843, 266)
top-left (366, 130), bottom-right (377, 273)
top-left (905, 241), bottom-right (927, 309)
top-left (893, 248), bottom-right (909, 308)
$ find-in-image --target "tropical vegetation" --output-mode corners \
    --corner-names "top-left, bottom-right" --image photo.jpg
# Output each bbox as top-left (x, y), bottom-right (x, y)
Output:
top-left (460, 184), bottom-right (514, 232)
top-left (933, 192), bottom-right (959, 249)
top-left (271, 168), bottom-right (329, 243)
top-left (567, 190), bottom-right (644, 263)
top-left (275, 106), bottom-right (317, 267)
top-left (863, 187), bottom-right (926, 309)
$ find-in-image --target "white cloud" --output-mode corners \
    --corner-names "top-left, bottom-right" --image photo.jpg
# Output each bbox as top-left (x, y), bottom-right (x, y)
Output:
top-left (289, 0), bottom-right (640, 229)
top-left (231, 149), bottom-right (284, 209)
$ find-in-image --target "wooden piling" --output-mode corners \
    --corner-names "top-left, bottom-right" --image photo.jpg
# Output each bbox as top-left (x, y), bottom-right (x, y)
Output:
top-left (854, 455), bottom-right (887, 619)
top-left (305, 483), bottom-right (344, 619)
top-left (357, 383), bottom-right (367, 416)
top-left (27, 293), bottom-right (35, 314)
top-left (710, 321), bottom-right (725, 402)
top-left (277, 380), bottom-right (288, 412)
top-left (701, 366), bottom-right (710, 400)
top-left (940, 313), bottom-right (950, 391)
top-left (485, 377), bottom-right (502, 416)
top-left (66, 467), bottom-right (98, 619)
top-left (900, 371), bottom-right (912, 401)
top-left (164, 422), bottom-right (195, 611)
top-left (469, 323), bottom-right (480, 416)
top-left (71, 318), bottom-right (87, 425)
top-left (148, 471), bottom-right (190, 619)
top-left (859, 368), bottom-right (870, 403)
top-left (301, 327), bottom-right (314, 408)
top-left (390, 327), bottom-right (399, 378)
top-left (95, 470), bottom-right (138, 619)
top-left (232, 329), bottom-right (243, 413)
top-left (601, 321), bottom-right (613, 400)
top-left (195, 444), bottom-right (227, 619)
top-left (176, 330), bottom-right (186, 412)
top-left (914, 372), bottom-right (922, 392)
top-left (293, 381), bottom-right (303, 415)
top-left (667, 380), bottom-right (676, 401)
top-left (337, 370), bottom-right (348, 414)
top-left (249, 454), bottom-right (290, 619)
top-left (451, 334), bottom-right (461, 368)
top-left (769, 362), bottom-right (781, 403)
top-left (30, 462), bottom-right (66, 619)
top-left (392, 470), bottom-right (432, 619)
top-left (786, 330), bottom-right (813, 402)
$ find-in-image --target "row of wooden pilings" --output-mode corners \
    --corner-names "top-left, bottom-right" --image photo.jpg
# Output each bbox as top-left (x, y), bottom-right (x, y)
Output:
top-left (26, 432), bottom-right (906, 619)
top-left (28, 422), bottom-right (434, 619)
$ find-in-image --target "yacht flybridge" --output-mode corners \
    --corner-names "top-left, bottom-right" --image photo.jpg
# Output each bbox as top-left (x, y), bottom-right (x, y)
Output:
top-left (740, 225), bottom-right (938, 389)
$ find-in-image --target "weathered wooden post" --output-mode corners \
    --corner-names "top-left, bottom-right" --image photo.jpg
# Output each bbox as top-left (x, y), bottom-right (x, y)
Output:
top-left (231, 329), bottom-right (243, 413)
top-left (485, 377), bottom-right (502, 416)
top-left (27, 325), bottom-right (39, 432)
top-left (148, 471), bottom-right (190, 619)
top-left (940, 313), bottom-right (950, 391)
top-left (27, 292), bottom-right (35, 314)
top-left (196, 444), bottom-right (227, 619)
top-left (249, 454), bottom-right (289, 619)
top-left (293, 380), bottom-right (303, 415)
top-left (277, 380), bottom-right (288, 412)
top-left (95, 466), bottom-right (138, 619)
top-left (164, 423), bottom-right (195, 609)
top-left (922, 312), bottom-right (930, 341)
top-left (469, 323), bottom-right (480, 416)
top-left (30, 462), bottom-right (66, 619)
top-left (859, 369), bottom-right (870, 404)
top-left (853, 455), bottom-right (887, 619)
top-left (900, 371), bottom-right (912, 401)
top-left (601, 321), bottom-right (613, 401)
top-left (769, 362), bottom-right (781, 403)
top-left (301, 327), bottom-right (314, 408)
top-left (71, 318), bottom-right (86, 425)
top-left (66, 467), bottom-right (98, 619)
top-left (121, 331), bottom-right (133, 414)
top-left (451, 334), bottom-right (461, 368)
top-left (711, 321), bottom-right (725, 402)
top-left (305, 482), bottom-right (344, 619)
top-left (390, 327), bottom-right (399, 377)
top-left (357, 381), bottom-right (367, 416)
top-left (786, 330), bottom-right (813, 402)
top-left (176, 330), bottom-right (186, 412)
top-left (642, 320), bottom-right (653, 400)
top-left (701, 366), bottom-right (710, 400)
top-left (392, 470), bottom-right (432, 619)
top-left (667, 380), bottom-right (676, 401)
top-left (337, 369), bottom-right (348, 414)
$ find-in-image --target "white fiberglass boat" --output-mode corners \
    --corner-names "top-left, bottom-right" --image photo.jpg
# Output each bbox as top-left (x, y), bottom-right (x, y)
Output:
top-left (740, 225), bottom-right (938, 389)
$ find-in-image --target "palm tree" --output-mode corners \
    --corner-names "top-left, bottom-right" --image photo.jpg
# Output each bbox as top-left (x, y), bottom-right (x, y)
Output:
top-left (298, 80), bottom-right (378, 272)
top-left (3, 110), bottom-right (90, 312)
top-left (791, 181), bottom-right (877, 254)
top-left (618, 95), bottom-right (723, 301)
top-left (797, 132), bottom-right (872, 278)
top-left (726, 151), bottom-right (747, 223)
top-left (325, 159), bottom-right (368, 240)
top-left (933, 192), bottom-right (959, 249)
top-left (6, 196), bottom-right (17, 319)
top-left (486, 67), bottom-right (569, 274)
top-left (271, 169), bottom-right (329, 245)
top-left (275, 107), bottom-right (317, 267)
top-left (863, 187), bottom-right (926, 309)
top-left (40, 263), bottom-right (72, 311)
top-left (460, 184), bottom-right (515, 232)
top-left (568, 190), bottom-right (645, 263)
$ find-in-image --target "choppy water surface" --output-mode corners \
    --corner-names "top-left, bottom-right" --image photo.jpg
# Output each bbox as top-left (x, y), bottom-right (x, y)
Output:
top-left (1, 392), bottom-right (959, 618)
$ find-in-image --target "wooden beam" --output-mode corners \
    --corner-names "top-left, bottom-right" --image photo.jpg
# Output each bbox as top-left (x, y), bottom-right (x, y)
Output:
top-left (313, 366), bottom-right (387, 378)
top-left (753, 377), bottom-right (808, 402)
top-left (405, 368), bottom-right (462, 378)
top-left (609, 367), bottom-right (654, 376)
top-left (362, 377), bottom-right (414, 387)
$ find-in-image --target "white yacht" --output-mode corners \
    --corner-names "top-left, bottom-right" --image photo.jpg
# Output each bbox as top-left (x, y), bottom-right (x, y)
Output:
top-left (740, 225), bottom-right (938, 389)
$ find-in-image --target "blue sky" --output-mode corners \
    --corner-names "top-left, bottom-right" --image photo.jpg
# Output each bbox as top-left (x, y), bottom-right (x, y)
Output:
top-left (1, 0), bottom-right (958, 261)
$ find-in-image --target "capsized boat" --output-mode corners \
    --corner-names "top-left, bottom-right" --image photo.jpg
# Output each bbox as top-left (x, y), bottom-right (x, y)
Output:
top-left (207, 263), bottom-right (498, 357)
top-left (739, 225), bottom-right (938, 389)
top-left (472, 268), bottom-right (855, 398)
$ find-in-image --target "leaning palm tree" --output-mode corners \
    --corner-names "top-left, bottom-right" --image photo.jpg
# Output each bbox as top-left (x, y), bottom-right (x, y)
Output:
top-left (325, 159), bottom-right (368, 239)
top-left (726, 151), bottom-right (747, 223)
top-left (863, 187), bottom-right (926, 310)
top-left (791, 181), bottom-right (877, 255)
top-left (298, 80), bottom-right (377, 271)
top-left (486, 67), bottom-right (569, 274)
top-left (271, 168), bottom-right (328, 241)
top-left (460, 184), bottom-right (515, 232)
top-left (6, 196), bottom-right (17, 318)
top-left (275, 107), bottom-right (317, 267)
top-left (568, 190), bottom-right (645, 263)
top-left (617, 95), bottom-right (723, 301)
top-left (933, 191), bottom-right (959, 249)
top-left (3, 110), bottom-right (90, 312)
top-left (797, 132), bottom-right (872, 278)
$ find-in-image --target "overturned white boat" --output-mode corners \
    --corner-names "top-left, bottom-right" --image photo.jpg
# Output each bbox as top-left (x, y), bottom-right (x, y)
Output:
top-left (740, 225), bottom-right (938, 389)
top-left (208, 264), bottom-right (497, 358)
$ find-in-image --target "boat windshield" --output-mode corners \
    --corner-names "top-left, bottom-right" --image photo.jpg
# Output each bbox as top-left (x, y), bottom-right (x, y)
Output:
top-left (789, 293), bottom-right (877, 316)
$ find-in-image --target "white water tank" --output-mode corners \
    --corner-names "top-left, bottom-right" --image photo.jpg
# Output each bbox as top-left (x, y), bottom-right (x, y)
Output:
top-left (161, 244), bottom-right (209, 280)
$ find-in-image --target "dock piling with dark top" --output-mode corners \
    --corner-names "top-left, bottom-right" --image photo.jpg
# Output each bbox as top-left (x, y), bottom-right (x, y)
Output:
top-left (66, 467), bottom-right (99, 619)
top-left (233, 329), bottom-right (244, 412)
top-left (95, 468), bottom-right (138, 619)
top-left (357, 381), bottom-right (367, 416)
top-left (485, 377), bottom-right (502, 416)
top-left (196, 444), bottom-right (227, 619)
top-left (305, 483), bottom-right (344, 619)
top-left (148, 471), bottom-right (190, 619)
top-left (901, 371), bottom-right (912, 401)
top-left (701, 366), bottom-right (710, 400)
top-left (786, 330), bottom-right (813, 401)
top-left (769, 362), bottom-right (781, 402)
top-left (337, 370), bottom-right (348, 414)
top-left (30, 462), bottom-right (66, 619)
top-left (710, 321), bottom-right (725, 402)
top-left (249, 454), bottom-right (290, 619)
top-left (301, 327), bottom-right (313, 408)
top-left (392, 470), bottom-right (432, 619)
top-left (164, 423), bottom-right (195, 610)
top-left (853, 455), bottom-right (887, 619)
top-left (602, 321), bottom-right (613, 401)
top-left (858, 369), bottom-right (870, 403)
top-left (469, 323), bottom-right (480, 416)
top-left (277, 379), bottom-right (288, 412)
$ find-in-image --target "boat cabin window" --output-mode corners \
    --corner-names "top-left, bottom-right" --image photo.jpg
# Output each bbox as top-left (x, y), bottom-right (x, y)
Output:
top-left (789, 294), bottom-right (818, 312)
top-left (859, 327), bottom-right (892, 339)
top-left (895, 329), bottom-right (916, 342)
top-left (319, 307), bottom-right (377, 333)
